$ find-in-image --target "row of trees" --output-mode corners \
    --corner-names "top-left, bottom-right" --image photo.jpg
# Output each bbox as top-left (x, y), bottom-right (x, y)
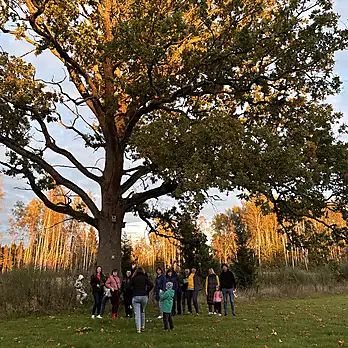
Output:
top-left (0, 188), bottom-right (98, 272)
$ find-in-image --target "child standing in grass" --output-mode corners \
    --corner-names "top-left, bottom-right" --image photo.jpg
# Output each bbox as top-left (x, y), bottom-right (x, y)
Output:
top-left (75, 274), bottom-right (87, 304)
top-left (213, 285), bottom-right (223, 316)
top-left (160, 282), bottom-right (175, 331)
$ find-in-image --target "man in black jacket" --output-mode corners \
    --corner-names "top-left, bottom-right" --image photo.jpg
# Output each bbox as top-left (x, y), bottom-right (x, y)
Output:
top-left (219, 264), bottom-right (237, 316)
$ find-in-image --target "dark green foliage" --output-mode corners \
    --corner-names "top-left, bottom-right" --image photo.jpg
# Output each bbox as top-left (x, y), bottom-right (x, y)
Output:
top-left (121, 235), bottom-right (133, 277)
top-left (231, 209), bottom-right (258, 289)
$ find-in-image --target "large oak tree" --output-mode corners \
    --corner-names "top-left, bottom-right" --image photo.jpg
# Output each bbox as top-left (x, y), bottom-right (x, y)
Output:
top-left (1, 0), bottom-right (348, 271)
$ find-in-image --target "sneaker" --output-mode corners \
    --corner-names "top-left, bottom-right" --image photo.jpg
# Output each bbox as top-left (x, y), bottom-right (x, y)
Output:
top-left (208, 312), bottom-right (213, 315)
top-left (218, 313), bottom-right (222, 316)
top-left (224, 313), bottom-right (228, 316)
top-left (80, 301), bottom-right (83, 305)
top-left (233, 313), bottom-right (237, 316)
top-left (196, 313), bottom-right (199, 316)
top-left (137, 330), bottom-right (141, 334)
top-left (213, 312), bottom-right (217, 315)
top-left (97, 315), bottom-right (103, 319)
top-left (157, 315), bottom-right (163, 319)
top-left (91, 315), bottom-right (95, 319)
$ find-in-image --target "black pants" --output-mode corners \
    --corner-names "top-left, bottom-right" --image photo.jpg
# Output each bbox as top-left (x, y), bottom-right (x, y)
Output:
top-left (163, 312), bottom-right (174, 330)
top-left (214, 302), bottom-right (222, 314)
top-left (176, 292), bottom-right (182, 315)
top-left (187, 290), bottom-right (199, 314)
top-left (182, 291), bottom-right (188, 313)
top-left (111, 291), bottom-right (120, 315)
top-left (124, 291), bottom-right (133, 317)
top-left (92, 291), bottom-right (103, 315)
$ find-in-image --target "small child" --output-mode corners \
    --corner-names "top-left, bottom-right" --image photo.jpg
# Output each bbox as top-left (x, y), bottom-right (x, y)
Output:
top-left (75, 274), bottom-right (87, 304)
top-left (159, 282), bottom-right (175, 330)
top-left (213, 285), bottom-right (223, 316)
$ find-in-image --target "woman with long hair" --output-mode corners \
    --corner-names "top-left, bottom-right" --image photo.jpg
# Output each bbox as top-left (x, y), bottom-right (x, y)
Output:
top-left (205, 268), bottom-right (219, 314)
top-left (90, 266), bottom-right (105, 319)
top-left (130, 267), bottom-right (154, 333)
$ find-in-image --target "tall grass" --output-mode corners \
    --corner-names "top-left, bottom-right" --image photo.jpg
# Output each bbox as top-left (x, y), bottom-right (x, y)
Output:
top-left (0, 268), bottom-right (88, 318)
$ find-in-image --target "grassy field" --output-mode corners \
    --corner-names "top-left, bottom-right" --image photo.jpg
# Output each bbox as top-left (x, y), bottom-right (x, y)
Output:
top-left (0, 294), bottom-right (347, 348)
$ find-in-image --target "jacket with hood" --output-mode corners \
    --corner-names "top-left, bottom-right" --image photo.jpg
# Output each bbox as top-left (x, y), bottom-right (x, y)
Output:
top-left (160, 288), bottom-right (175, 313)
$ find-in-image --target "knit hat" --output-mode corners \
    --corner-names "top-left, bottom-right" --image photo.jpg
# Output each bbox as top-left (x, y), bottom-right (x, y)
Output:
top-left (166, 282), bottom-right (173, 290)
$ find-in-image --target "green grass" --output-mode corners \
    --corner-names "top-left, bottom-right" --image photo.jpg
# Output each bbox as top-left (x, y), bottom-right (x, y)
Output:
top-left (0, 294), bottom-right (347, 348)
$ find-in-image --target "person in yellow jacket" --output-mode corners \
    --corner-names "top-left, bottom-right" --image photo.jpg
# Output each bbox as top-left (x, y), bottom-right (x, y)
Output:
top-left (187, 268), bottom-right (202, 314)
top-left (205, 269), bottom-right (220, 314)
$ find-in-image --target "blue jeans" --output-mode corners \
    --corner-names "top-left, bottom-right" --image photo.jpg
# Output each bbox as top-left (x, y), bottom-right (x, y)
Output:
top-left (132, 296), bottom-right (148, 331)
top-left (92, 292), bottom-right (103, 315)
top-left (100, 295), bottom-right (112, 315)
top-left (222, 288), bottom-right (235, 315)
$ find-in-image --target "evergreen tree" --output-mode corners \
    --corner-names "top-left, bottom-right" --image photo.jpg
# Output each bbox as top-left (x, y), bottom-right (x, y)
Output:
top-left (231, 209), bottom-right (258, 289)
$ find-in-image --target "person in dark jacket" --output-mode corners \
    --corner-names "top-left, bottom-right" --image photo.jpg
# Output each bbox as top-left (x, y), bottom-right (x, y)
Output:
top-left (122, 270), bottom-right (133, 318)
top-left (131, 267), bottom-right (154, 333)
top-left (172, 264), bottom-right (183, 315)
top-left (181, 268), bottom-right (190, 314)
top-left (155, 267), bottom-right (166, 319)
top-left (219, 264), bottom-right (237, 316)
top-left (165, 268), bottom-right (179, 316)
top-left (90, 266), bottom-right (106, 319)
top-left (187, 268), bottom-right (202, 314)
top-left (205, 268), bottom-right (220, 314)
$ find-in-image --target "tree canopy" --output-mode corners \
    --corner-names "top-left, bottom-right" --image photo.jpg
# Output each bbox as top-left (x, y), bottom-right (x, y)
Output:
top-left (1, 0), bottom-right (348, 269)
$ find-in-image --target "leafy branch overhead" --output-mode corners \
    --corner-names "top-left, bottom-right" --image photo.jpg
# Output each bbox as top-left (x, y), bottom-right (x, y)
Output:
top-left (0, 0), bottom-right (348, 267)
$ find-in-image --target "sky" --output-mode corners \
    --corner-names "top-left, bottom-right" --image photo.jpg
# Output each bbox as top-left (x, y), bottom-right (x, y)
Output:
top-left (0, 0), bottom-right (348, 244)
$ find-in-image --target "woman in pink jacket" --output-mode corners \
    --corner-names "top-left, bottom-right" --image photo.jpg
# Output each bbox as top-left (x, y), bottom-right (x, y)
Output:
top-left (105, 269), bottom-right (121, 318)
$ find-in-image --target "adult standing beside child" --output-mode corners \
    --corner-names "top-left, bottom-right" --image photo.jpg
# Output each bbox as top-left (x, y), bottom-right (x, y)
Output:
top-left (205, 268), bottom-right (219, 315)
top-left (219, 264), bottom-right (237, 316)
top-left (122, 270), bottom-right (133, 318)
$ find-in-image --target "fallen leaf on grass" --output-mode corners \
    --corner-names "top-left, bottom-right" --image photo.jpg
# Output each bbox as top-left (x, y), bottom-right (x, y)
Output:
top-left (67, 326), bottom-right (72, 329)
top-left (46, 338), bottom-right (54, 342)
top-left (215, 320), bottom-right (221, 323)
top-left (108, 338), bottom-right (113, 342)
top-left (279, 339), bottom-right (283, 343)
top-left (271, 329), bottom-right (277, 336)
top-left (132, 340), bottom-right (137, 344)
top-left (255, 335), bottom-right (260, 339)
top-left (338, 339), bottom-right (345, 346)
top-left (264, 345), bottom-right (269, 348)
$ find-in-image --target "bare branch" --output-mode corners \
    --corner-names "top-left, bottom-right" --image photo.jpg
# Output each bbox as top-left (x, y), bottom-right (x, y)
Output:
top-left (121, 166), bottom-right (152, 195)
top-left (0, 135), bottom-right (100, 218)
top-left (124, 181), bottom-right (177, 212)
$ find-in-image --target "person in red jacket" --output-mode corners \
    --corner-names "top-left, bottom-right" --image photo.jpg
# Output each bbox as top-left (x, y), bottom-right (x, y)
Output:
top-left (105, 269), bottom-right (121, 318)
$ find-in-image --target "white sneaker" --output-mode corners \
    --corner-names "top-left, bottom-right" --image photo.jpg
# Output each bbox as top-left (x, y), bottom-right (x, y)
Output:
top-left (208, 312), bottom-right (213, 315)
top-left (213, 312), bottom-right (217, 315)
top-left (96, 315), bottom-right (102, 319)
top-left (157, 315), bottom-right (162, 319)
top-left (218, 314), bottom-right (222, 316)
top-left (91, 315), bottom-right (95, 319)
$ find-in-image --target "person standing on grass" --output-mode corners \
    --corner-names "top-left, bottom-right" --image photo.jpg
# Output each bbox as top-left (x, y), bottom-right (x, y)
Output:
top-left (181, 268), bottom-right (190, 314)
top-left (206, 268), bottom-right (220, 315)
top-left (172, 263), bottom-right (183, 315)
top-left (75, 274), bottom-right (87, 305)
top-left (131, 267), bottom-right (154, 333)
top-left (165, 268), bottom-right (179, 316)
top-left (219, 263), bottom-right (237, 316)
top-left (213, 285), bottom-right (223, 316)
top-left (160, 282), bottom-right (175, 331)
top-left (104, 269), bottom-right (121, 318)
top-left (122, 270), bottom-right (133, 318)
top-left (90, 266), bottom-right (105, 319)
top-left (155, 267), bottom-right (166, 319)
top-left (187, 268), bottom-right (202, 315)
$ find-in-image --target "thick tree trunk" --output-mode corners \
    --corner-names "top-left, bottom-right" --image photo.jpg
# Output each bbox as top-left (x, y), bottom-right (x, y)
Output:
top-left (97, 208), bottom-right (124, 274)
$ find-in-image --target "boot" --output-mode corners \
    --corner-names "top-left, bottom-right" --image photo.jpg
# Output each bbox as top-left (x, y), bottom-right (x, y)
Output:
top-left (112, 313), bottom-right (116, 319)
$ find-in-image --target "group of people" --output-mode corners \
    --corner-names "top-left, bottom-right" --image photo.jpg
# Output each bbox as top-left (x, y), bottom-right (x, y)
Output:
top-left (75, 263), bottom-right (237, 333)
